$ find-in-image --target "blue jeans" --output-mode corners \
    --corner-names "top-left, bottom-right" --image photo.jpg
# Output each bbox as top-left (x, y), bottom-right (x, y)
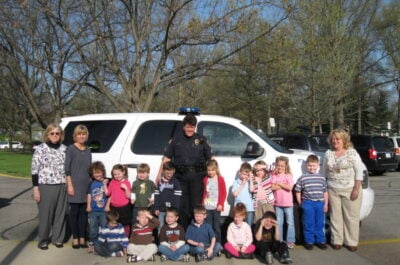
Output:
top-left (158, 244), bottom-right (190, 261)
top-left (275, 206), bottom-right (295, 243)
top-left (246, 211), bottom-right (254, 226)
top-left (206, 210), bottom-right (221, 242)
top-left (189, 242), bottom-right (222, 257)
top-left (158, 212), bottom-right (166, 233)
top-left (94, 242), bottom-right (124, 257)
top-left (88, 211), bottom-right (107, 243)
top-left (302, 200), bottom-right (325, 244)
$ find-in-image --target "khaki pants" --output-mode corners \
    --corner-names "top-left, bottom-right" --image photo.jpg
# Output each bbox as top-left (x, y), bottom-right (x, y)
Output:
top-left (254, 201), bottom-right (274, 224)
top-left (328, 187), bottom-right (362, 247)
top-left (127, 243), bottom-right (157, 260)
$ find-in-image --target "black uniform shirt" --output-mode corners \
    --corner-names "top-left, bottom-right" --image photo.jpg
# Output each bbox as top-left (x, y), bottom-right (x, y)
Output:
top-left (164, 129), bottom-right (212, 166)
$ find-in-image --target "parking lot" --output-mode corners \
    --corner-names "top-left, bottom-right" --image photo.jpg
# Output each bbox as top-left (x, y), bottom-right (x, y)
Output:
top-left (1, 172), bottom-right (399, 265)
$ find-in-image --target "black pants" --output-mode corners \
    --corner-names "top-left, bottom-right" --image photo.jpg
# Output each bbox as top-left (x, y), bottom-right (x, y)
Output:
top-left (175, 170), bottom-right (205, 229)
top-left (69, 203), bottom-right (87, 239)
top-left (256, 240), bottom-right (288, 258)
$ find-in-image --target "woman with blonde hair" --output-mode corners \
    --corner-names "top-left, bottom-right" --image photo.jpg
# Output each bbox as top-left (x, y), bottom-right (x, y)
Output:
top-left (65, 124), bottom-right (92, 248)
top-left (322, 129), bottom-right (363, 252)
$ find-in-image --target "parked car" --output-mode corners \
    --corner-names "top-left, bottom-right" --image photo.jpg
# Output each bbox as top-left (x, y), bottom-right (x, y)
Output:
top-left (0, 141), bottom-right (24, 151)
top-left (388, 136), bottom-right (400, 170)
top-left (351, 135), bottom-right (397, 175)
top-left (59, 108), bottom-right (374, 222)
top-left (268, 134), bottom-right (329, 159)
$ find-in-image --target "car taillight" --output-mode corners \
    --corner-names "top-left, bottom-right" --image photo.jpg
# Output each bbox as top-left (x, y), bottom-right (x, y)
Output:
top-left (395, 148), bottom-right (400, 155)
top-left (369, 148), bottom-right (377, 159)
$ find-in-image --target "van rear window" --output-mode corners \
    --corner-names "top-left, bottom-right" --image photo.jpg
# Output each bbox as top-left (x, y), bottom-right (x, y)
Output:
top-left (63, 120), bottom-right (126, 153)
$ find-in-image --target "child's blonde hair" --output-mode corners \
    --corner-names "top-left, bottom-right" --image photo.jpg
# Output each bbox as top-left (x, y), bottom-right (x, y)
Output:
top-left (193, 204), bottom-right (206, 215)
top-left (253, 160), bottom-right (268, 175)
top-left (206, 159), bottom-right (221, 176)
top-left (137, 163), bottom-right (150, 173)
top-left (239, 162), bottom-right (252, 172)
top-left (111, 164), bottom-right (128, 179)
top-left (275, 156), bottom-right (291, 174)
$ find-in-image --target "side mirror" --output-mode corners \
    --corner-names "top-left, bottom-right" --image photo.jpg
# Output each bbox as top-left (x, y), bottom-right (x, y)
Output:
top-left (243, 141), bottom-right (264, 158)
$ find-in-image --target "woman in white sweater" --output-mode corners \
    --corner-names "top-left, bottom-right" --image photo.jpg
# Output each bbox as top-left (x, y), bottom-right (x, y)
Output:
top-left (323, 129), bottom-right (363, 252)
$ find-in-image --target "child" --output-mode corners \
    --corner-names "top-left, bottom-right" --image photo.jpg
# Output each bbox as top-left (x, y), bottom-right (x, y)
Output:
top-left (185, 205), bottom-right (222, 262)
top-left (106, 164), bottom-right (132, 237)
top-left (294, 155), bottom-right (328, 250)
top-left (224, 203), bottom-right (256, 259)
top-left (271, 156), bottom-right (295, 249)
top-left (255, 211), bottom-right (292, 264)
top-left (127, 209), bottom-right (160, 262)
top-left (92, 210), bottom-right (129, 257)
top-left (131, 163), bottom-right (156, 223)
top-left (154, 162), bottom-right (182, 231)
top-left (202, 159), bottom-right (227, 243)
top-left (231, 162), bottom-right (254, 225)
top-left (250, 160), bottom-right (275, 224)
top-left (158, 207), bottom-right (190, 262)
top-left (87, 161), bottom-right (109, 248)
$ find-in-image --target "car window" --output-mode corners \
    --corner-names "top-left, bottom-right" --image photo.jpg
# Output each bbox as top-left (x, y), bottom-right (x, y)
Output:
top-left (197, 121), bottom-right (252, 156)
top-left (286, 135), bottom-right (305, 150)
top-left (351, 136), bottom-right (369, 149)
top-left (64, 120), bottom-right (126, 153)
top-left (372, 137), bottom-right (394, 150)
top-left (309, 136), bottom-right (329, 152)
top-left (396, 138), bottom-right (400, 146)
top-left (132, 120), bottom-right (182, 155)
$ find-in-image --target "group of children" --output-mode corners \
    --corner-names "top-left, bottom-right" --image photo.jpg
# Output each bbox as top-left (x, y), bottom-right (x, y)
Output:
top-left (85, 154), bottom-right (328, 265)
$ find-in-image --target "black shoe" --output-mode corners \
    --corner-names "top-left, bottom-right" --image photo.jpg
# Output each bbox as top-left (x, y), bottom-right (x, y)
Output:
top-left (195, 254), bottom-right (203, 263)
top-left (38, 243), bottom-right (48, 250)
top-left (315, 243), bottom-right (327, 250)
top-left (304, 244), bottom-right (314, 250)
top-left (53, 243), bottom-right (63, 248)
top-left (225, 252), bottom-right (232, 259)
top-left (279, 251), bottom-right (292, 264)
top-left (239, 253), bottom-right (254, 259)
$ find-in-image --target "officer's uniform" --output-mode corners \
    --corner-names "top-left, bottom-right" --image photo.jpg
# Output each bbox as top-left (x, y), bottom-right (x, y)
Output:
top-left (164, 129), bottom-right (212, 228)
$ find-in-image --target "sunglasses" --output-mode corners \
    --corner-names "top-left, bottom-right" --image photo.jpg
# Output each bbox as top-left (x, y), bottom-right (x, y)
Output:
top-left (49, 132), bottom-right (60, 136)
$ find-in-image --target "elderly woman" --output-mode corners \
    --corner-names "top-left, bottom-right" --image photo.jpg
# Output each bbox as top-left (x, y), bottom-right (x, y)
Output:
top-left (32, 123), bottom-right (67, 250)
top-left (322, 129), bottom-right (363, 252)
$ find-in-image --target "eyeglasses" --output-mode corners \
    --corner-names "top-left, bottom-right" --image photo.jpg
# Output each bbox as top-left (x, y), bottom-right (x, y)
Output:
top-left (49, 132), bottom-right (60, 136)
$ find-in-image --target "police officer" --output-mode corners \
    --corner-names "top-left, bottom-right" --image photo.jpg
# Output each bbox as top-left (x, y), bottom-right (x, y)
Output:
top-left (156, 113), bottom-right (213, 228)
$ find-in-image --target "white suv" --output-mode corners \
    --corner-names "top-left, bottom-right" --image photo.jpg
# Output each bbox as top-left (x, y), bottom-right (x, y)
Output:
top-left (0, 141), bottom-right (24, 150)
top-left (60, 111), bottom-right (374, 220)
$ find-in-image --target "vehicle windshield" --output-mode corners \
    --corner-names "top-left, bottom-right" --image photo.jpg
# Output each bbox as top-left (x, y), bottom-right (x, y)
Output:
top-left (242, 122), bottom-right (291, 153)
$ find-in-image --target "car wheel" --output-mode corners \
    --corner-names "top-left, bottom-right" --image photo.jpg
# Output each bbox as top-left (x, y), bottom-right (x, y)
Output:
top-left (371, 170), bottom-right (385, 176)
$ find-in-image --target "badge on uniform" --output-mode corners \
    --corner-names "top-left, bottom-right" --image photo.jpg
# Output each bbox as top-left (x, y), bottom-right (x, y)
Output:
top-left (194, 139), bottom-right (200, 145)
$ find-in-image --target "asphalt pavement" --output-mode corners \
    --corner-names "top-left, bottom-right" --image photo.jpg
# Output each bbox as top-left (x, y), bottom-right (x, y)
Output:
top-left (0, 175), bottom-right (382, 265)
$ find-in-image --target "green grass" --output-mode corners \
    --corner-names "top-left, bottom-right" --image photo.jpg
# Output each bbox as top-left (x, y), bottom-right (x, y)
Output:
top-left (0, 151), bottom-right (32, 178)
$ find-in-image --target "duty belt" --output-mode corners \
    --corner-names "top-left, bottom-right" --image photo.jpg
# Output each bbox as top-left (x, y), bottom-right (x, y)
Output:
top-left (175, 165), bottom-right (205, 174)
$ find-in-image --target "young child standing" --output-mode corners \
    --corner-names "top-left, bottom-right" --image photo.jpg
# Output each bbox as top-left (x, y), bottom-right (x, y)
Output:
top-left (87, 161), bottom-right (108, 248)
top-left (271, 156), bottom-right (295, 249)
top-left (185, 205), bottom-right (222, 262)
top-left (224, 203), bottom-right (255, 259)
top-left (231, 162), bottom-right (254, 225)
top-left (93, 210), bottom-right (129, 257)
top-left (154, 162), bottom-right (182, 231)
top-left (250, 160), bottom-right (275, 224)
top-left (127, 209), bottom-right (160, 262)
top-left (106, 164), bottom-right (132, 237)
top-left (255, 211), bottom-right (292, 264)
top-left (158, 207), bottom-right (190, 262)
top-left (131, 163), bottom-right (156, 223)
top-left (294, 155), bottom-right (328, 250)
top-left (202, 159), bottom-right (227, 243)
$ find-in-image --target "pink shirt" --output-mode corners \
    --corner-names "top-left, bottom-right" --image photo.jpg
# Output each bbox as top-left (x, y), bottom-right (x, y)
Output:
top-left (107, 179), bottom-right (131, 207)
top-left (271, 173), bottom-right (294, 207)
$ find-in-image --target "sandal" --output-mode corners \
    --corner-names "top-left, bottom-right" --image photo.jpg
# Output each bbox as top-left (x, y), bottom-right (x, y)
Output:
top-left (72, 239), bottom-right (80, 249)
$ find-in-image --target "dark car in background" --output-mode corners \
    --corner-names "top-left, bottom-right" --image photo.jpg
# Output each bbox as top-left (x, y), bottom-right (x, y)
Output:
top-left (350, 135), bottom-right (397, 175)
top-left (268, 134), bottom-right (329, 158)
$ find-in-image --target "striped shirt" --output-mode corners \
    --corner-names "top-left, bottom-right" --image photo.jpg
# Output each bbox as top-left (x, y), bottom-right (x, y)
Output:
top-left (252, 175), bottom-right (275, 208)
top-left (294, 173), bottom-right (327, 201)
top-left (97, 223), bottom-right (129, 248)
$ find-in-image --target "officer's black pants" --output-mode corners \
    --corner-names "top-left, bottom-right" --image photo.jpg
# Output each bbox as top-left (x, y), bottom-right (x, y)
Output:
top-left (176, 171), bottom-right (205, 229)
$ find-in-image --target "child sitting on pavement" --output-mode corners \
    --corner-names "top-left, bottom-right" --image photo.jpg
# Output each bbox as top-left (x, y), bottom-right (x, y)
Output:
top-left (127, 209), bottom-right (160, 262)
top-left (91, 210), bottom-right (129, 257)
top-left (185, 205), bottom-right (222, 262)
top-left (158, 207), bottom-right (190, 262)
